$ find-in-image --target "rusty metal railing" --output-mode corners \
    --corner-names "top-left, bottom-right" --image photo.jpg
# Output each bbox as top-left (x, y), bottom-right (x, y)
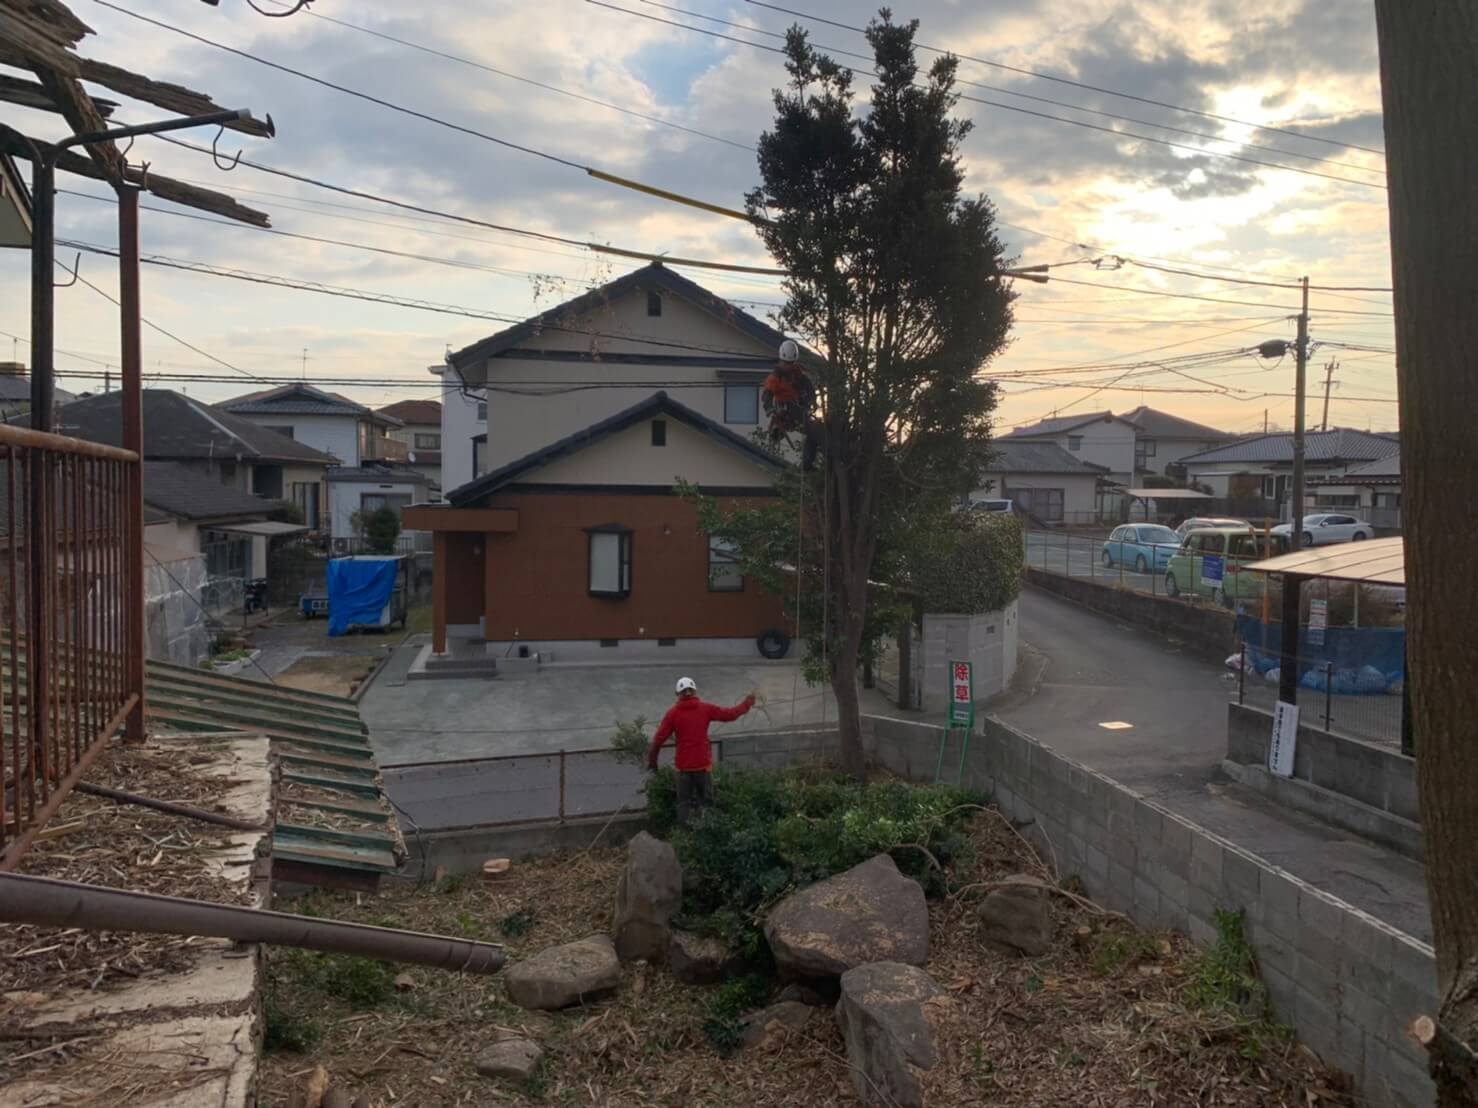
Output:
top-left (0, 425), bottom-right (141, 867)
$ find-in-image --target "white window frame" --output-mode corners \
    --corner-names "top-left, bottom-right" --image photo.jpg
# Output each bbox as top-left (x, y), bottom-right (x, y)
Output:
top-left (708, 537), bottom-right (743, 592)
top-left (587, 527), bottom-right (632, 598)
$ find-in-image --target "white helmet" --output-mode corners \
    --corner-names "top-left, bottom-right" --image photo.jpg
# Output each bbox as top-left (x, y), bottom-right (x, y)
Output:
top-left (675, 676), bottom-right (698, 696)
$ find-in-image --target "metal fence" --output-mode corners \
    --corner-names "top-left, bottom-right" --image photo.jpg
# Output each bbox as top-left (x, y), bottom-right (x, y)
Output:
top-left (1025, 526), bottom-right (1209, 602)
top-left (1, 426), bottom-right (142, 863)
top-left (1230, 641), bottom-right (1405, 752)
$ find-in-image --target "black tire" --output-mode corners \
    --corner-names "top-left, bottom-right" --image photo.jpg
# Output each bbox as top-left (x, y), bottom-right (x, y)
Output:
top-left (757, 628), bottom-right (791, 660)
top-left (1165, 573), bottom-right (1179, 598)
top-left (1102, 549), bottom-right (1113, 567)
top-left (1135, 554), bottom-right (1148, 573)
top-left (1302, 531), bottom-right (1313, 547)
top-left (1351, 531), bottom-right (1367, 541)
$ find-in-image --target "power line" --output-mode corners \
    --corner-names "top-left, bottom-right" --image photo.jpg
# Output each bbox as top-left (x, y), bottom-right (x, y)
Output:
top-left (589, 0), bottom-right (1385, 190)
top-left (1046, 274), bottom-right (1394, 316)
top-left (635, 0), bottom-right (1382, 178)
top-left (744, 0), bottom-right (1386, 158)
top-left (92, 0), bottom-right (759, 224)
top-left (1118, 258), bottom-right (1393, 293)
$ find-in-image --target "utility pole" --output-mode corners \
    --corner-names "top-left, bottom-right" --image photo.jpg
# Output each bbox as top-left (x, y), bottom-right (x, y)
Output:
top-left (1320, 358), bottom-right (1338, 432)
top-left (1277, 277), bottom-right (1310, 707)
top-left (1263, 408), bottom-right (1268, 433)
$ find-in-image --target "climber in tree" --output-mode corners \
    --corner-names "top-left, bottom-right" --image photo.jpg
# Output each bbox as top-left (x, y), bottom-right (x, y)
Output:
top-left (762, 339), bottom-right (820, 471)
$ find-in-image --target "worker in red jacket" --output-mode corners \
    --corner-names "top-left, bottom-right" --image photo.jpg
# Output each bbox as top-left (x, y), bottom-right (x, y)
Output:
top-left (646, 676), bottom-right (756, 827)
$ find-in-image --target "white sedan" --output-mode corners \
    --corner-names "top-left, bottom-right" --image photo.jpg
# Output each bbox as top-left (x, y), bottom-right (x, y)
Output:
top-left (1272, 513), bottom-right (1377, 546)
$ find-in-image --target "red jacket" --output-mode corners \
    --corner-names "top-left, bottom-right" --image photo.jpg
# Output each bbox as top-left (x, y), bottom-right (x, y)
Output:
top-left (647, 695), bottom-right (754, 772)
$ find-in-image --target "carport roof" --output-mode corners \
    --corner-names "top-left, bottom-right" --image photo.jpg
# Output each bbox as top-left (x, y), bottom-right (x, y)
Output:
top-left (1245, 536), bottom-right (1404, 585)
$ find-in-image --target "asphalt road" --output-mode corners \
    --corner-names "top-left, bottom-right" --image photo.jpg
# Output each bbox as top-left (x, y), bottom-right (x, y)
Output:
top-left (998, 588), bottom-right (1431, 941)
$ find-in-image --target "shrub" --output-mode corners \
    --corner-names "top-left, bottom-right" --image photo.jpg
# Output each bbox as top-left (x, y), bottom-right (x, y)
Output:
top-left (262, 997), bottom-right (321, 1053)
top-left (909, 512), bottom-right (1024, 614)
top-left (701, 974), bottom-right (772, 1053)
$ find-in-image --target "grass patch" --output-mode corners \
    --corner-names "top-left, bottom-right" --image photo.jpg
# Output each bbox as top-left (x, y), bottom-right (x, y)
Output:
top-left (275, 949), bottom-right (397, 1009)
top-left (1092, 930), bottom-right (1161, 975)
top-left (1186, 908), bottom-right (1292, 1059)
top-left (498, 908), bottom-right (537, 938)
top-left (262, 997), bottom-right (321, 1054)
top-left (700, 974), bottom-right (771, 1054)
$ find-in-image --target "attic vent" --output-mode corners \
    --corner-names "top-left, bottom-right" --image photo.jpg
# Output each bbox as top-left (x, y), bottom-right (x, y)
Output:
top-left (647, 290), bottom-right (662, 317)
top-left (651, 419), bottom-right (667, 447)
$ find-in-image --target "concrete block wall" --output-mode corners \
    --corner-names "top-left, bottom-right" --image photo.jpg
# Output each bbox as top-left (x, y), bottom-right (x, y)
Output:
top-left (1025, 566), bottom-right (1236, 662)
top-left (920, 601), bottom-right (1019, 709)
top-left (861, 712), bottom-right (1438, 1108)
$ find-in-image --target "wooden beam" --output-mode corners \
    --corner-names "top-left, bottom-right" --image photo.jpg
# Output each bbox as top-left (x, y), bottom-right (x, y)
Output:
top-left (0, 73), bottom-right (115, 117)
top-left (0, 0), bottom-right (94, 50)
top-left (0, 8), bottom-right (82, 75)
top-left (78, 58), bottom-right (273, 137)
top-left (0, 124), bottom-right (270, 226)
top-left (33, 66), bottom-right (123, 179)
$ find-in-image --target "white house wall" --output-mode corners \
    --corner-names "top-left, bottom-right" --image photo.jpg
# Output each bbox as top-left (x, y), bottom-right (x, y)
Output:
top-left (440, 376), bottom-right (483, 495)
top-left (1145, 436), bottom-right (1229, 476)
top-left (328, 479), bottom-right (426, 539)
top-left (233, 412), bottom-right (361, 466)
top-left (979, 472), bottom-right (1098, 521)
top-left (524, 417), bottom-right (775, 488)
top-left (1042, 417), bottom-right (1136, 479)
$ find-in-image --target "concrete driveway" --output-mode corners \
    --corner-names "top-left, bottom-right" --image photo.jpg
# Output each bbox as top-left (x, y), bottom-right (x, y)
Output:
top-left (360, 642), bottom-right (844, 765)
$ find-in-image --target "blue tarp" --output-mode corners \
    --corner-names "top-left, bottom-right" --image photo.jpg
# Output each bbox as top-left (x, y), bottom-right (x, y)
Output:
top-left (1237, 616), bottom-right (1404, 694)
top-left (326, 558), bottom-right (398, 637)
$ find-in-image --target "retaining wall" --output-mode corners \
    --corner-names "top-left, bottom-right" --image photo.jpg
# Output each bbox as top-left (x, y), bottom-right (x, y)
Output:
top-left (1025, 566), bottom-right (1237, 662)
top-left (864, 713), bottom-right (1438, 1108)
top-left (920, 602), bottom-right (1019, 709)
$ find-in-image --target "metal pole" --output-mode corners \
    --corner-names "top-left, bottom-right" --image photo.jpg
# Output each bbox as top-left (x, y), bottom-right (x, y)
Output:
top-left (0, 871), bottom-right (505, 973)
top-left (1239, 643), bottom-right (1247, 705)
top-left (1278, 280), bottom-right (1310, 707)
top-left (1324, 661), bottom-right (1334, 732)
top-left (29, 160), bottom-right (55, 430)
top-left (118, 186), bottom-right (146, 744)
top-left (26, 158), bottom-right (55, 793)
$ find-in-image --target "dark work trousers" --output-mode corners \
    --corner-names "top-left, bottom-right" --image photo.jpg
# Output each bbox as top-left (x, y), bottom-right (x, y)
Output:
top-left (676, 770), bottom-right (714, 828)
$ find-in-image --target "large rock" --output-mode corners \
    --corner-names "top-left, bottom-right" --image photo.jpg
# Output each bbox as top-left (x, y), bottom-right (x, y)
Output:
top-left (612, 832), bottom-right (683, 962)
top-left (977, 874), bottom-right (1053, 956)
top-left (835, 962), bottom-right (947, 1107)
top-left (764, 854), bottom-right (928, 979)
top-left (668, 930), bottom-right (741, 985)
top-left (740, 1000), bottom-right (813, 1051)
top-left (476, 1037), bottom-right (543, 1080)
top-left (503, 935), bottom-right (621, 1010)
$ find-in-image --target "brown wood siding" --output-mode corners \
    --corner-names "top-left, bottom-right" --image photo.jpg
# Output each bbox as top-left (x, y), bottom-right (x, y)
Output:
top-left (479, 491), bottom-right (785, 641)
top-left (445, 532), bottom-right (485, 624)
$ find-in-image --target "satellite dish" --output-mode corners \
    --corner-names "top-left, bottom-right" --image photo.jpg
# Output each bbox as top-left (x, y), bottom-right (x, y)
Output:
top-left (779, 339), bottom-right (799, 362)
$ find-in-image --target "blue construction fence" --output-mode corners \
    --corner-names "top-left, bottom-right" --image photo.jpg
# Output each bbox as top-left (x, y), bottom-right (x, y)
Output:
top-left (1237, 617), bottom-right (1404, 696)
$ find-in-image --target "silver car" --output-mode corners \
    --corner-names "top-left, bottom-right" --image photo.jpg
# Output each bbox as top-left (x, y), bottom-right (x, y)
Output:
top-left (1271, 513), bottom-right (1377, 546)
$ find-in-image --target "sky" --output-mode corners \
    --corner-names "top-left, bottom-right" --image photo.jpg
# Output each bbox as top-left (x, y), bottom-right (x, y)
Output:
top-left (0, 0), bottom-right (1399, 435)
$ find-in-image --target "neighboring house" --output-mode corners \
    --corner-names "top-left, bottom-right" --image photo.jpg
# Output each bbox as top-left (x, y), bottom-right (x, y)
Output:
top-left (1309, 454), bottom-right (1402, 530)
top-left (430, 365), bottom-right (486, 494)
top-left (1179, 428), bottom-right (1401, 518)
top-left (974, 441), bottom-right (1108, 524)
top-left (37, 389), bottom-right (335, 524)
top-left (1003, 412), bottom-right (1139, 484)
top-left (142, 461), bottom-right (306, 615)
top-left (216, 382), bottom-right (405, 468)
top-left (0, 360), bottom-right (74, 421)
top-left (325, 465), bottom-right (434, 549)
top-left (376, 398), bottom-right (442, 498)
top-left (407, 262), bottom-right (799, 653)
top-left (1117, 405), bottom-right (1230, 478)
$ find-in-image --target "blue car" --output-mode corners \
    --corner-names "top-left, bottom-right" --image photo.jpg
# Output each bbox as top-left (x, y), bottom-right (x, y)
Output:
top-left (1102, 524), bottom-right (1181, 574)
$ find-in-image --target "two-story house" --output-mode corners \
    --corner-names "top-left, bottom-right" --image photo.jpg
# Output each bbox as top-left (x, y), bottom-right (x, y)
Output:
top-left (405, 263), bottom-right (793, 656)
top-left (431, 365), bottom-right (486, 494)
top-left (1117, 405), bottom-right (1230, 479)
top-left (1002, 411), bottom-right (1138, 522)
top-left (217, 383), bottom-right (429, 542)
top-left (376, 398), bottom-right (442, 498)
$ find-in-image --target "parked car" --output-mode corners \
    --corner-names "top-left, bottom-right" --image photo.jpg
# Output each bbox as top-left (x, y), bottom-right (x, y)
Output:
top-left (1270, 513), bottom-right (1376, 546)
top-left (969, 498), bottom-right (1015, 514)
top-left (1174, 516), bottom-right (1251, 541)
top-left (1101, 524), bottom-right (1181, 573)
top-left (1165, 528), bottom-right (1290, 607)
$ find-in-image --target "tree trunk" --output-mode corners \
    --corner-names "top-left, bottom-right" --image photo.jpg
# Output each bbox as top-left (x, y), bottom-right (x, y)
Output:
top-left (1374, 4), bottom-right (1478, 1102)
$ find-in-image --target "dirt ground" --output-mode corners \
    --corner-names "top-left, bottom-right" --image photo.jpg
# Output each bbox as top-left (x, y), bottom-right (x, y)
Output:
top-left (259, 813), bottom-right (1352, 1108)
top-left (275, 654), bottom-right (381, 697)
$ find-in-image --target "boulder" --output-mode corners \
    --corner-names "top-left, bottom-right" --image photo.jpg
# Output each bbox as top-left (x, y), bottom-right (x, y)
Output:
top-left (740, 1000), bottom-right (813, 1052)
top-left (835, 962), bottom-right (947, 1108)
top-left (476, 1037), bottom-right (543, 1081)
top-left (977, 874), bottom-right (1053, 956)
top-left (503, 935), bottom-right (621, 1010)
top-left (668, 930), bottom-right (741, 985)
top-left (764, 854), bottom-right (928, 979)
top-left (612, 832), bottom-right (683, 962)
top-left (777, 983), bottom-right (829, 1007)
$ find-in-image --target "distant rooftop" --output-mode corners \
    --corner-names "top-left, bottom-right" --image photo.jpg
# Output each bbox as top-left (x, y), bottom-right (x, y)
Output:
top-left (377, 398), bottom-right (441, 425)
top-left (1118, 405), bottom-right (1229, 440)
top-left (990, 440), bottom-right (1111, 475)
top-left (1180, 428), bottom-right (1400, 466)
top-left (218, 383), bottom-right (398, 426)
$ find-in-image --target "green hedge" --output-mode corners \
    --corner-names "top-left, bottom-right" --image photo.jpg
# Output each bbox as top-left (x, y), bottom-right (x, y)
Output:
top-left (908, 512), bottom-right (1024, 614)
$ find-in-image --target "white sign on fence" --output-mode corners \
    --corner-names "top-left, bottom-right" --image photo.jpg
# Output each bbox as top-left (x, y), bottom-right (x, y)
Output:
top-left (1269, 700), bottom-right (1299, 778)
top-left (1309, 598), bottom-right (1328, 647)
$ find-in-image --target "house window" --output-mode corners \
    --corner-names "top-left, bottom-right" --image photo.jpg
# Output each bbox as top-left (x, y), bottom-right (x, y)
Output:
top-left (651, 419), bottom-right (667, 446)
top-left (218, 461), bottom-right (237, 487)
top-left (708, 537), bottom-right (743, 592)
top-left (587, 526), bottom-right (632, 598)
top-left (263, 425), bottom-right (294, 440)
top-left (292, 481), bottom-right (321, 529)
top-left (476, 399), bottom-right (487, 421)
top-left (414, 432), bottom-right (441, 450)
top-left (473, 437), bottom-right (488, 479)
top-left (724, 384), bottom-right (759, 424)
top-left (647, 291), bottom-right (662, 317)
top-left (361, 492), bottom-right (413, 520)
top-left (1135, 439), bottom-right (1156, 469)
top-left (1067, 436), bottom-right (1082, 452)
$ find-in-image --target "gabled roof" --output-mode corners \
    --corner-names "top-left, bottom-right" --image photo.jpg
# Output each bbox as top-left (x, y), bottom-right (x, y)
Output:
top-left (218, 383), bottom-right (399, 426)
top-left (41, 389), bottom-right (336, 466)
top-left (377, 398), bottom-right (441, 426)
top-left (1003, 411), bottom-right (1129, 439)
top-left (325, 464), bottom-right (432, 485)
top-left (1180, 428), bottom-right (1401, 466)
top-left (1312, 453), bottom-right (1401, 485)
top-left (143, 462), bottom-right (278, 522)
top-left (446, 262), bottom-right (791, 370)
top-left (990, 440), bottom-right (1111, 475)
top-left (447, 390), bottom-right (783, 505)
top-left (0, 369), bottom-right (73, 407)
top-left (1118, 405), bottom-right (1229, 440)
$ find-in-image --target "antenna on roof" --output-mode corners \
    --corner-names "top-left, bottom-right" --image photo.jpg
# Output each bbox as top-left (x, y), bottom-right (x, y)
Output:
top-left (301, 347), bottom-right (309, 381)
